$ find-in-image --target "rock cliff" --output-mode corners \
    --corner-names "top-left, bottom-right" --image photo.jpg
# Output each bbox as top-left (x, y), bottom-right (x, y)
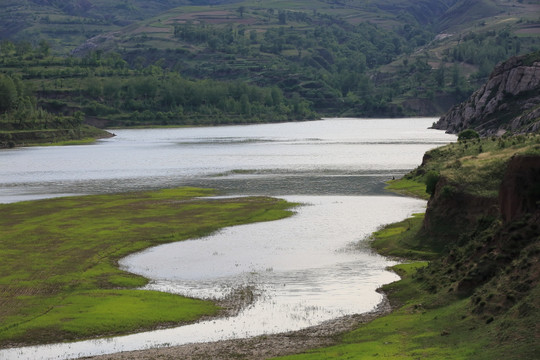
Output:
top-left (434, 51), bottom-right (540, 136)
top-left (422, 155), bottom-right (540, 242)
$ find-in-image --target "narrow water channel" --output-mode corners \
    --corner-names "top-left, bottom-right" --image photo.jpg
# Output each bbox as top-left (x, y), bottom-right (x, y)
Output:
top-left (0, 118), bottom-right (455, 359)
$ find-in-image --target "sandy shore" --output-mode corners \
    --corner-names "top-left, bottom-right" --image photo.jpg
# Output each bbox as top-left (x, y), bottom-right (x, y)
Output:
top-left (86, 294), bottom-right (392, 360)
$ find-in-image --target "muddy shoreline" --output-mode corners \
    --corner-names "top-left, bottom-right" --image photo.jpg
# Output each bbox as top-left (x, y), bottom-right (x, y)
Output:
top-left (86, 293), bottom-right (393, 360)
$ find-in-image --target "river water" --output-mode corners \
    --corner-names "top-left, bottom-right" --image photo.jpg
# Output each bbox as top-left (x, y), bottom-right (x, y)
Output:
top-left (0, 118), bottom-right (454, 359)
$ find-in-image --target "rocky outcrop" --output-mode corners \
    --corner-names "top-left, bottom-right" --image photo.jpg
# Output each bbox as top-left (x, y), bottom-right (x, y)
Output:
top-left (434, 52), bottom-right (540, 136)
top-left (420, 155), bottom-right (540, 252)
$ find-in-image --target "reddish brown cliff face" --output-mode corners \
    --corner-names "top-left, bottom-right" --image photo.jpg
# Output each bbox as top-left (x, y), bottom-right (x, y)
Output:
top-left (420, 155), bottom-right (540, 250)
top-left (419, 155), bottom-right (540, 309)
top-left (421, 176), bottom-right (499, 250)
top-left (499, 155), bottom-right (540, 223)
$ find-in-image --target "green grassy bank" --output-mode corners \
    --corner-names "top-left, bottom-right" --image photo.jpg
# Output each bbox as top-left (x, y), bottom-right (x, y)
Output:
top-left (385, 179), bottom-right (430, 200)
top-left (0, 187), bottom-right (295, 346)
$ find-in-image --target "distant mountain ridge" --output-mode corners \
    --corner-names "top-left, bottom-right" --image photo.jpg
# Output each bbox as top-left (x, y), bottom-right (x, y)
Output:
top-left (371, 0), bottom-right (458, 26)
top-left (1, 0), bottom-right (533, 52)
top-left (1, 0), bottom-right (539, 121)
top-left (434, 51), bottom-right (540, 135)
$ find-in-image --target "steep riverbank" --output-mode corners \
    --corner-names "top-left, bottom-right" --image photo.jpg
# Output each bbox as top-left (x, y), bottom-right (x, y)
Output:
top-left (0, 125), bottom-right (114, 148)
top-left (279, 134), bottom-right (539, 359)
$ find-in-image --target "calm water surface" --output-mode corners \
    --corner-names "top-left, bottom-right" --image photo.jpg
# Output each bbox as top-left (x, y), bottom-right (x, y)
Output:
top-left (0, 118), bottom-right (455, 359)
top-left (0, 118), bottom-right (449, 202)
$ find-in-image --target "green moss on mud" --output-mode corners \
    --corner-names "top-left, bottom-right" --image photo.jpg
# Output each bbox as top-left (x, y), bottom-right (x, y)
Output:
top-left (0, 187), bottom-right (295, 346)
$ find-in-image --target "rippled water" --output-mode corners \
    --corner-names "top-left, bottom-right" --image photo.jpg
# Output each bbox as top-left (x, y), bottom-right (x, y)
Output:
top-left (0, 118), bottom-right (455, 360)
top-left (0, 118), bottom-right (450, 202)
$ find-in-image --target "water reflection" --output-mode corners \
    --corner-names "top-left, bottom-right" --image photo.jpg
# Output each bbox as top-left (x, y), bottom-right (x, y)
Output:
top-left (1, 196), bottom-right (425, 360)
top-left (0, 118), bottom-right (454, 203)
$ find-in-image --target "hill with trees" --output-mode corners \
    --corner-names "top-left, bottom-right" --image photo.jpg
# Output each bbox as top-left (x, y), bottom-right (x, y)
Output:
top-left (1, 0), bottom-right (539, 144)
top-left (0, 68), bottom-right (111, 148)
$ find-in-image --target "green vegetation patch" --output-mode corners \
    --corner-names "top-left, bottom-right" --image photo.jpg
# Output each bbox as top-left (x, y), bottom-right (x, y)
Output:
top-left (0, 187), bottom-right (296, 346)
top-left (370, 213), bottom-right (438, 260)
top-left (2, 290), bottom-right (217, 344)
top-left (405, 133), bottom-right (540, 197)
top-left (385, 178), bottom-right (429, 200)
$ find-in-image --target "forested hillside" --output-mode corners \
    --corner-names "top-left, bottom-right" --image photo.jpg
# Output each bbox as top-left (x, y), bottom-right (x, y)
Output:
top-left (0, 44), bottom-right (314, 130)
top-left (1, 0), bottom-right (539, 134)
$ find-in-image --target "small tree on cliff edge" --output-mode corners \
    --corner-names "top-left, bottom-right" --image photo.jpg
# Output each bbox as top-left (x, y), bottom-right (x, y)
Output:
top-left (425, 170), bottom-right (440, 196)
top-left (458, 129), bottom-right (480, 141)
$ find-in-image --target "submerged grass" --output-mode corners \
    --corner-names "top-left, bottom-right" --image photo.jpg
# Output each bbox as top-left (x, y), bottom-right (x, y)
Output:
top-left (0, 187), bottom-right (295, 346)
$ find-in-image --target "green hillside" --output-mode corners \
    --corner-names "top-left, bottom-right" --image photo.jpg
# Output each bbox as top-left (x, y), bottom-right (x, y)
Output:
top-left (62, 0), bottom-right (540, 115)
top-left (0, 0), bottom-right (193, 52)
top-left (1, 0), bottom-right (539, 135)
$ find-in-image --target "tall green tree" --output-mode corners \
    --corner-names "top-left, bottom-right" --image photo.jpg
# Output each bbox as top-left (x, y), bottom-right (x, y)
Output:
top-left (435, 62), bottom-right (445, 88)
top-left (0, 75), bottom-right (17, 112)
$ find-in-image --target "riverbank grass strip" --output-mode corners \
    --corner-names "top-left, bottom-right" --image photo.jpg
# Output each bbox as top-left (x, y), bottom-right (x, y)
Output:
top-left (370, 213), bottom-right (438, 260)
top-left (0, 187), bottom-right (295, 346)
top-left (385, 179), bottom-right (429, 200)
top-left (1, 290), bottom-right (218, 344)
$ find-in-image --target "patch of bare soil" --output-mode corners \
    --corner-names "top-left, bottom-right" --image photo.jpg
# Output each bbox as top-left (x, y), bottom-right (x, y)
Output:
top-left (165, 11), bottom-right (257, 25)
top-left (86, 296), bottom-right (392, 360)
top-left (515, 25), bottom-right (540, 35)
